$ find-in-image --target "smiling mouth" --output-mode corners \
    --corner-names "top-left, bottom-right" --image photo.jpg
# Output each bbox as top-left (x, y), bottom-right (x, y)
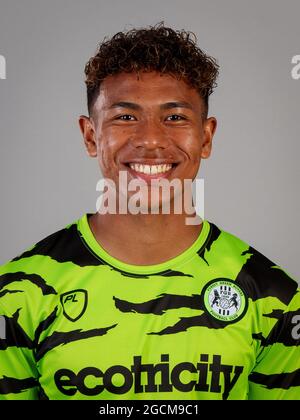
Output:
top-left (128, 162), bottom-right (175, 174)
top-left (122, 162), bottom-right (179, 180)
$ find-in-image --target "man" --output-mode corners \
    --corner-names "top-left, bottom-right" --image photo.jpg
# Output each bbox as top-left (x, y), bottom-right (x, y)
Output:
top-left (0, 23), bottom-right (299, 400)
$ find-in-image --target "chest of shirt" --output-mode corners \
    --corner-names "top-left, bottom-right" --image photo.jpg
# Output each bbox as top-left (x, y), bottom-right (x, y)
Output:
top-left (34, 270), bottom-right (256, 399)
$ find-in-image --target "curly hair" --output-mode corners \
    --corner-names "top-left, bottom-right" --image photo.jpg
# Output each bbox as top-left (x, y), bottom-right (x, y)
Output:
top-left (84, 22), bottom-right (219, 115)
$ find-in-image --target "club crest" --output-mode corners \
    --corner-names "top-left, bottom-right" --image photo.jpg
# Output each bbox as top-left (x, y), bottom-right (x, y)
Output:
top-left (202, 279), bottom-right (247, 323)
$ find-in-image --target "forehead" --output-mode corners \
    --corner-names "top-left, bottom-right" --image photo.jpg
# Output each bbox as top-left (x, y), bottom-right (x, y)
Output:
top-left (94, 71), bottom-right (203, 111)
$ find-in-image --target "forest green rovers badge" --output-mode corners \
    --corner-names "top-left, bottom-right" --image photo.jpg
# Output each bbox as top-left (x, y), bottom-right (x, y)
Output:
top-left (202, 279), bottom-right (248, 323)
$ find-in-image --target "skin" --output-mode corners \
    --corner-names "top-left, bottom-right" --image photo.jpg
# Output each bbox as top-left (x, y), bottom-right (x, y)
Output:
top-left (79, 71), bottom-right (217, 265)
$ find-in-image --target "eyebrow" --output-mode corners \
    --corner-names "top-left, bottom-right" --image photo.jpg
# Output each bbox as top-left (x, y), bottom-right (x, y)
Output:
top-left (160, 101), bottom-right (194, 111)
top-left (108, 101), bottom-right (194, 111)
top-left (109, 101), bottom-right (141, 110)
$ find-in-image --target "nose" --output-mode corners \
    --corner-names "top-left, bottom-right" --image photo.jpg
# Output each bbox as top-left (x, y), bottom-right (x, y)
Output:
top-left (130, 119), bottom-right (170, 150)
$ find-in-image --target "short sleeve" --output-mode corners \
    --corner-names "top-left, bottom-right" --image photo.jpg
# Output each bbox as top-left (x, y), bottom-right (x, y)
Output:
top-left (248, 288), bottom-right (300, 399)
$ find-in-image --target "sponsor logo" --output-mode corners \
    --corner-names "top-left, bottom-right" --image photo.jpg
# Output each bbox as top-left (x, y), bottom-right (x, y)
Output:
top-left (60, 289), bottom-right (88, 322)
top-left (54, 353), bottom-right (243, 399)
top-left (202, 279), bottom-right (248, 323)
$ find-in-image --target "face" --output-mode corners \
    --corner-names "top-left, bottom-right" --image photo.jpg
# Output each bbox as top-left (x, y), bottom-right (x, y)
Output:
top-left (79, 71), bottom-right (217, 213)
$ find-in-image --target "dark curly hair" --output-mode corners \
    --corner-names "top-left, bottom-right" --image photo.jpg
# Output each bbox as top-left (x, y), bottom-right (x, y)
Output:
top-left (84, 22), bottom-right (219, 116)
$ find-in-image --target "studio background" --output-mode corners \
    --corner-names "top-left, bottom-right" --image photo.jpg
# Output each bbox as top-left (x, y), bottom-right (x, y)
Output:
top-left (0, 0), bottom-right (299, 280)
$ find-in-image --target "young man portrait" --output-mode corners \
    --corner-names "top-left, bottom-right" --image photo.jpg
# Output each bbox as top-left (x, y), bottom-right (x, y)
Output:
top-left (0, 23), bottom-right (299, 400)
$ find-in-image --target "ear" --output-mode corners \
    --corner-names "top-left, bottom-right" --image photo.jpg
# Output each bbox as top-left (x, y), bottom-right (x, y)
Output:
top-left (201, 116), bottom-right (217, 159)
top-left (78, 115), bottom-right (97, 157)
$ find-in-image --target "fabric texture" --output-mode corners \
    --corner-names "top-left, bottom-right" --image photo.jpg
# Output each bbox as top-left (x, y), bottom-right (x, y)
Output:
top-left (0, 214), bottom-right (299, 400)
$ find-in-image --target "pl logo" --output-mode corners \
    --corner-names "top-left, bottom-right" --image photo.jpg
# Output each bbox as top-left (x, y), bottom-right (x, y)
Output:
top-left (0, 55), bottom-right (6, 80)
top-left (60, 289), bottom-right (88, 322)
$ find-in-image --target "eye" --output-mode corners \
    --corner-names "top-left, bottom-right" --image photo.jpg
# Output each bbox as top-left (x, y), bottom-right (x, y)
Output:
top-left (165, 114), bottom-right (186, 121)
top-left (117, 114), bottom-right (136, 121)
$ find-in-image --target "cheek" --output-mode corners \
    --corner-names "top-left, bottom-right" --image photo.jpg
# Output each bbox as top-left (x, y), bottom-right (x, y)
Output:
top-left (180, 133), bottom-right (202, 164)
top-left (96, 130), bottom-right (124, 173)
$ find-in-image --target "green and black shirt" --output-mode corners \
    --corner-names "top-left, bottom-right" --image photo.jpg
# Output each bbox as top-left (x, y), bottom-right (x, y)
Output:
top-left (0, 214), bottom-right (299, 400)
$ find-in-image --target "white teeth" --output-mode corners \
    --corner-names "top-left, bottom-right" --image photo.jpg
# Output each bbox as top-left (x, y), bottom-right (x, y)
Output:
top-left (129, 163), bottom-right (173, 175)
top-left (144, 165), bottom-right (151, 174)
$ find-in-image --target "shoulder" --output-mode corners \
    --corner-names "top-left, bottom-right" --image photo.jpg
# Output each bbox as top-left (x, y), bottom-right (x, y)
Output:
top-left (206, 221), bottom-right (298, 307)
top-left (0, 214), bottom-right (101, 320)
top-left (9, 219), bottom-right (82, 266)
top-left (0, 214), bottom-right (102, 274)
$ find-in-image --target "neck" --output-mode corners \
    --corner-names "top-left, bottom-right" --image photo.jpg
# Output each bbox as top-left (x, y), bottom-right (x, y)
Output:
top-left (89, 208), bottom-right (203, 265)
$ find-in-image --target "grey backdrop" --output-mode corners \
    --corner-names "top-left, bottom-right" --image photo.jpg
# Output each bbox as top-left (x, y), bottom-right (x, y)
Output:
top-left (0, 0), bottom-right (299, 280)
